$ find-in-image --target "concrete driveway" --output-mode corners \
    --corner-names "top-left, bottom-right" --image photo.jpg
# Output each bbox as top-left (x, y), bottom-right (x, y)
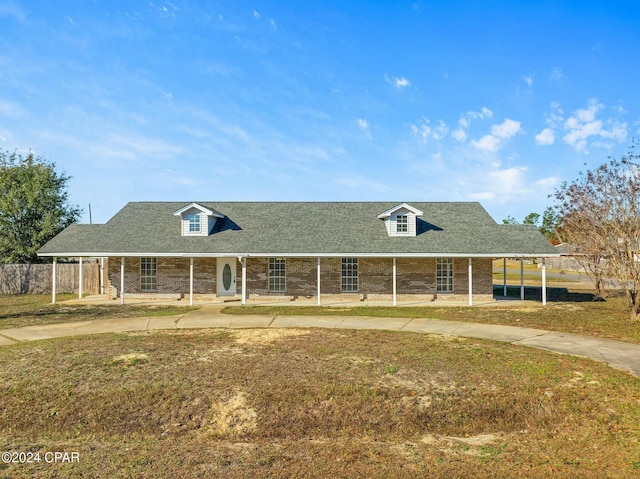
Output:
top-left (1, 304), bottom-right (639, 378)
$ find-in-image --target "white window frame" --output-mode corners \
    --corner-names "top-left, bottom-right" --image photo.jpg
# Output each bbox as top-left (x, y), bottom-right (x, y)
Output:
top-left (436, 257), bottom-right (453, 293)
top-left (268, 257), bottom-right (286, 293)
top-left (396, 214), bottom-right (408, 233)
top-left (187, 213), bottom-right (201, 233)
top-left (140, 257), bottom-right (157, 292)
top-left (341, 258), bottom-right (359, 292)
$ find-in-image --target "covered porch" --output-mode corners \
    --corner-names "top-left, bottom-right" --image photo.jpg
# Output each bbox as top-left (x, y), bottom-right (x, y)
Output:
top-left (50, 255), bottom-right (553, 307)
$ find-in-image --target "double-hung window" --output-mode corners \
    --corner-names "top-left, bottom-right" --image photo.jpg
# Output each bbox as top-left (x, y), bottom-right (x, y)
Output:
top-left (188, 213), bottom-right (201, 233)
top-left (140, 257), bottom-right (157, 292)
top-left (396, 214), bottom-right (408, 233)
top-left (341, 258), bottom-right (359, 292)
top-left (268, 258), bottom-right (286, 292)
top-left (436, 257), bottom-right (453, 293)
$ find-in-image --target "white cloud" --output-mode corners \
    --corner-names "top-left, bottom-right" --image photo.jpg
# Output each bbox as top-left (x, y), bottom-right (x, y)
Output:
top-left (410, 118), bottom-right (448, 142)
top-left (562, 99), bottom-right (628, 152)
top-left (468, 166), bottom-right (530, 203)
top-left (491, 119), bottom-right (522, 138)
top-left (471, 118), bottom-right (522, 152)
top-left (253, 10), bottom-right (260, 20)
top-left (386, 74), bottom-right (411, 90)
top-left (357, 118), bottom-right (369, 130)
top-left (535, 128), bottom-right (555, 146)
top-left (452, 128), bottom-right (466, 142)
top-left (471, 134), bottom-right (501, 152)
top-left (451, 107), bottom-right (493, 143)
top-left (535, 176), bottom-right (559, 188)
top-left (470, 107), bottom-right (493, 120)
top-left (523, 75), bottom-right (533, 87)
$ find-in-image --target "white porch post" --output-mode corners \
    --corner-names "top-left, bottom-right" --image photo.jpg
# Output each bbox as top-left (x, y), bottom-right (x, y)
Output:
top-left (189, 257), bottom-right (194, 306)
top-left (317, 257), bottom-right (321, 306)
top-left (52, 257), bottom-right (57, 304)
top-left (120, 257), bottom-right (125, 305)
top-left (241, 257), bottom-right (247, 306)
top-left (78, 256), bottom-right (83, 299)
top-left (468, 258), bottom-right (473, 306)
top-left (503, 257), bottom-right (507, 296)
top-left (100, 257), bottom-right (105, 295)
top-left (392, 257), bottom-right (397, 306)
top-left (520, 259), bottom-right (525, 300)
top-left (542, 258), bottom-right (547, 306)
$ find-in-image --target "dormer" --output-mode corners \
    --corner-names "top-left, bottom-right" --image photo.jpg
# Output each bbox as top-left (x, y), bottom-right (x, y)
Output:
top-left (377, 203), bottom-right (424, 237)
top-left (173, 203), bottom-right (224, 236)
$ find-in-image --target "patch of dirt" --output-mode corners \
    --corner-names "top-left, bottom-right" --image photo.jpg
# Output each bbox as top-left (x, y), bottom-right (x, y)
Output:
top-left (419, 433), bottom-right (504, 455)
top-left (111, 353), bottom-right (148, 366)
top-left (207, 391), bottom-right (258, 437)
top-left (232, 328), bottom-right (309, 345)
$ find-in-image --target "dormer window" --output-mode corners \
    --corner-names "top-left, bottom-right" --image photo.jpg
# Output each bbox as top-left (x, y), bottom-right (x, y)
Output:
top-left (173, 202), bottom-right (224, 236)
top-left (188, 213), bottom-right (201, 233)
top-left (396, 215), bottom-right (408, 233)
top-left (377, 203), bottom-right (424, 237)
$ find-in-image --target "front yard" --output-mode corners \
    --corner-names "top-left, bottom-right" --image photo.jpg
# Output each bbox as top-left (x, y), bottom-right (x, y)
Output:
top-left (1, 327), bottom-right (639, 478)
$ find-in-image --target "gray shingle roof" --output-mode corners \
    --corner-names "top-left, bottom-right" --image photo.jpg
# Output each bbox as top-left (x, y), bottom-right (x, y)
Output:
top-left (37, 201), bottom-right (559, 257)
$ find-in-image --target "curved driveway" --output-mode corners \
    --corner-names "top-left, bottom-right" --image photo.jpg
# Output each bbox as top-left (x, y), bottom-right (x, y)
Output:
top-left (1, 305), bottom-right (639, 378)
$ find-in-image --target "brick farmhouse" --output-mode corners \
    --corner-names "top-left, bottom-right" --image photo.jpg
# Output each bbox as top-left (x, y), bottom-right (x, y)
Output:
top-left (37, 201), bottom-right (559, 305)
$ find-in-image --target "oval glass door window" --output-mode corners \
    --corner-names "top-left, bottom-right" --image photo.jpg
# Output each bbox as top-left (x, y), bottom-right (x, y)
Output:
top-left (223, 264), bottom-right (232, 290)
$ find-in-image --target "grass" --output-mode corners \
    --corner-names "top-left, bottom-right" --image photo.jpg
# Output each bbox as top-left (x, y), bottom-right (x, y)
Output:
top-left (1, 328), bottom-right (639, 478)
top-left (0, 294), bottom-right (199, 330)
top-left (221, 289), bottom-right (640, 344)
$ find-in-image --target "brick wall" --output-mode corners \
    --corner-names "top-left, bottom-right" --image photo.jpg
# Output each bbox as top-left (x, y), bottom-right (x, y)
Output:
top-left (107, 256), bottom-right (494, 301)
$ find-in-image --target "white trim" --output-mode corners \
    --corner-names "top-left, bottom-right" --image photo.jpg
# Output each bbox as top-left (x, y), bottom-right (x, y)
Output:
top-left (37, 252), bottom-right (562, 258)
top-left (377, 203), bottom-right (424, 219)
top-left (172, 202), bottom-right (222, 217)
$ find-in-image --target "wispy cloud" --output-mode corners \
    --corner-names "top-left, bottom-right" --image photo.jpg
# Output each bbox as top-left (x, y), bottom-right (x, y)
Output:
top-left (385, 74), bottom-right (411, 90)
top-left (452, 107), bottom-right (493, 142)
top-left (550, 67), bottom-right (563, 81)
top-left (410, 118), bottom-right (448, 142)
top-left (523, 74), bottom-right (534, 87)
top-left (562, 99), bottom-right (628, 152)
top-left (0, 2), bottom-right (26, 21)
top-left (357, 118), bottom-right (369, 130)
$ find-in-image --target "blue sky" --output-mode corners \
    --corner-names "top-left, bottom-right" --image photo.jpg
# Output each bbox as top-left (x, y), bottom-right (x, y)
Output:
top-left (1, 1), bottom-right (638, 224)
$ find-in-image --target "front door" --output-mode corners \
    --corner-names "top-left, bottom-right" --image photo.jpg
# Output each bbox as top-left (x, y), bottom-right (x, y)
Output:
top-left (217, 258), bottom-right (237, 296)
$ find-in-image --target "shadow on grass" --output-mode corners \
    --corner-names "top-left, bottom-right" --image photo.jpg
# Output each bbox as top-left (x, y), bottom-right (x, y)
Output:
top-left (494, 285), bottom-right (598, 303)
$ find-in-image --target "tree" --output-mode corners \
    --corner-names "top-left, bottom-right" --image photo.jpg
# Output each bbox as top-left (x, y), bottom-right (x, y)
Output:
top-left (503, 208), bottom-right (560, 242)
top-left (0, 150), bottom-right (82, 263)
top-left (553, 140), bottom-right (640, 320)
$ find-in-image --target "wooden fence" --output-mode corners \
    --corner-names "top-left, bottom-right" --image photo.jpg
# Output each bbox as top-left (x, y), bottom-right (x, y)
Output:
top-left (0, 262), bottom-right (101, 295)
